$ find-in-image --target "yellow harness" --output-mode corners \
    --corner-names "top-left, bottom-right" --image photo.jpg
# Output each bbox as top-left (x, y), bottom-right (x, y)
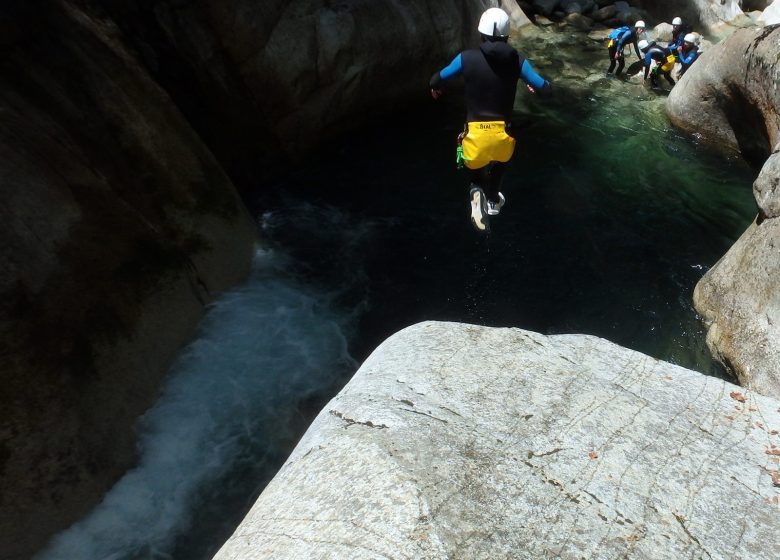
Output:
top-left (460, 121), bottom-right (516, 170)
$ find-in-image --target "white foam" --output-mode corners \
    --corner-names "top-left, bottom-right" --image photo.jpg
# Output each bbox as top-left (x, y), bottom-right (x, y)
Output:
top-left (37, 248), bottom-right (357, 560)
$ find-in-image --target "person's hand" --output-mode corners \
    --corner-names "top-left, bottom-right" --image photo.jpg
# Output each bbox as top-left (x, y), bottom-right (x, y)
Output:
top-left (677, 46), bottom-right (683, 53)
top-left (431, 88), bottom-right (443, 100)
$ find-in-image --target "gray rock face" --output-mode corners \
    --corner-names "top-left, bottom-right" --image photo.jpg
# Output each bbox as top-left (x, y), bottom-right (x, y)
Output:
top-left (755, 150), bottom-right (780, 218)
top-left (214, 322), bottom-right (780, 560)
top-left (694, 217), bottom-right (780, 399)
top-left (641, 0), bottom-right (743, 30)
top-left (667, 26), bottom-right (779, 160)
top-left (667, 27), bottom-right (780, 399)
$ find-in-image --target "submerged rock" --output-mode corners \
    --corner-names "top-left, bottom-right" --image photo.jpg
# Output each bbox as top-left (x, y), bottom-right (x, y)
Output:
top-left (214, 322), bottom-right (780, 559)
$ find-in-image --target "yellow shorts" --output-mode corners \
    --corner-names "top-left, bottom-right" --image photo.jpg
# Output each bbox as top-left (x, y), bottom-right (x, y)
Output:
top-left (660, 55), bottom-right (676, 73)
top-left (461, 121), bottom-right (516, 170)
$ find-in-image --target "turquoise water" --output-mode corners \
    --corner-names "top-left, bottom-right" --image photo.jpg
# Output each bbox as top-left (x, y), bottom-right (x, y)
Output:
top-left (39, 25), bottom-right (757, 560)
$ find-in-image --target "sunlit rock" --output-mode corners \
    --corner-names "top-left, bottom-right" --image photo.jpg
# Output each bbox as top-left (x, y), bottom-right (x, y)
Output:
top-left (214, 322), bottom-right (780, 560)
top-left (761, 0), bottom-right (780, 24)
top-left (668, 26), bottom-right (780, 398)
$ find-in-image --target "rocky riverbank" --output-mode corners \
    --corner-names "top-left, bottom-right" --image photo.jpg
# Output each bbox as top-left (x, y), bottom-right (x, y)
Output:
top-left (666, 26), bottom-right (780, 400)
top-left (215, 321), bottom-right (780, 559)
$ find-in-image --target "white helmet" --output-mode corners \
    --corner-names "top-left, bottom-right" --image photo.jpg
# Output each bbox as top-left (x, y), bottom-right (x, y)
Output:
top-left (638, 39), bottom-right (650, 51)
top-left (672, 17), bottom-right (682, 25)
top-left (683, 32), bottom-right (696, 44)
top-left (635, 20), bottom-right (646, 29)
top-left (478, 7), bottom-right (510, 38)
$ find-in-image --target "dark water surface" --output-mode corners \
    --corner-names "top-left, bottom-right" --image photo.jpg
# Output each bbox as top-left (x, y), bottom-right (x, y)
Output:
top-left (258, 25), bottom-right (757, 375)
top-left (39, 25), bottom-right (757, 560)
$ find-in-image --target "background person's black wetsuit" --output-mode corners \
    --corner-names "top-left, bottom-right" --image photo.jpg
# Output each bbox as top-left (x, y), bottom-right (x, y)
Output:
top-left (431, 40), bottom-right (549, 203)
top-left (644, 46), bottom-right (675, 87)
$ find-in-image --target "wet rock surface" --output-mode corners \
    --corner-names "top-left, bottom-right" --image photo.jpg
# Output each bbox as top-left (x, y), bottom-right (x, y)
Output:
top-left (215, 322), bottom-right (780, 560)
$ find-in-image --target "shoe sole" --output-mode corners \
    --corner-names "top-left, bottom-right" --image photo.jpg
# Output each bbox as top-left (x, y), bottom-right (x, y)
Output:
top-left (470, 188), bottom-right (489, 232)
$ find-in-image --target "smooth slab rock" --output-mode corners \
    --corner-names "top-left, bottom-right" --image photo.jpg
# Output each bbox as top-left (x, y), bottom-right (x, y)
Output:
top-left (214, 322), bottom-right (780, 560)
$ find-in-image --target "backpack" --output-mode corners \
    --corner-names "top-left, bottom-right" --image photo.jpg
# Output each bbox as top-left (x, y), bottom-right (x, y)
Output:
top-left (608, 26), bottom-right (630, 41)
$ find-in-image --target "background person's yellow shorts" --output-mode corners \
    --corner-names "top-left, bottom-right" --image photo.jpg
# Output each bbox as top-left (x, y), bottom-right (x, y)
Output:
top-left (461, 121), bottom-right (515, 170)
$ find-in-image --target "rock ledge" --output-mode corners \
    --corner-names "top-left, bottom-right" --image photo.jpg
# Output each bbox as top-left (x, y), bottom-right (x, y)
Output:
top-left (215, 321), bottom-right (780, 560)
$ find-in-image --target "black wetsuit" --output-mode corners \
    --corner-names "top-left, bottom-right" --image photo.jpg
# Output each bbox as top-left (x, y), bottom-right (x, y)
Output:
top-left (644, 46), bottom-right (675, 87)
top-left (431, 40), bottom-right (550, 201)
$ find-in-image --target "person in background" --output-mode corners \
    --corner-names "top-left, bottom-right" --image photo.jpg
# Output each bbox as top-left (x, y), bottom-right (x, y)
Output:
top-left (429, 7), bottom-right (551, 232)
top-left (639, 39), bottom-right (676, 89)
top-left (677, 33), bottom-right (700, 79)
top-left (667, 16), bottom-right (692, 54)
top-left (606, 21), bottom-right (645, 78)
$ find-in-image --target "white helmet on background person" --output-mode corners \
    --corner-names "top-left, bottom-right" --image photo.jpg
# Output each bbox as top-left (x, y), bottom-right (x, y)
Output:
top-left (638, 39), bottom-right (650, 51)
top-left (683, 32), bottom-right (696, 44)
top-left (635, 20), bottom-right (646, 30)
top-left (478, 8), bottom-right (510, 38)
top-left (672, 16), bottom-right (682, 25)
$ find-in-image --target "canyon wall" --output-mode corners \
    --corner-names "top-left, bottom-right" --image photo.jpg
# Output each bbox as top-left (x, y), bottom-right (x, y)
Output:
top-left (666, 26), bottom-right (780, 398)
top-left (0, 1), bottom-right (530, 558)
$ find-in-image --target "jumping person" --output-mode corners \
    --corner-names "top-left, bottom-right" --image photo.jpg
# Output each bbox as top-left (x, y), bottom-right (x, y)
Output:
top-left (606, 21), bottom-right (645, 77)
top-left (429, 8), bottom-right (551, 232)
top-left (677, 33), bottom-right (700, 79)
top-left (639, 39), bottom-right (676, 89)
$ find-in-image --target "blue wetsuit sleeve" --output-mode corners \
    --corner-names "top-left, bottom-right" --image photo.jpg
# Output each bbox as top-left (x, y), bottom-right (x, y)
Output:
top-left (680, 50), bottom-right (697, 65)
top-left (616, 30), bottom-right (629, 51)
top-left (439, 54), bottom-right (463, 81)
top-left (520, 59), bottom-right (547, 90)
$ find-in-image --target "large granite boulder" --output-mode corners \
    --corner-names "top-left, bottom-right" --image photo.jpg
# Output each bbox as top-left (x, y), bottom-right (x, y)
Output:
top-left (214, 322), bottom-right (780, 559)
top-left (666, 27), bottom-right (780, 399)
top-left (694, 149), bottom-right (780, 399)
top-left (762, 0), bottom-right (780, 24)
top-left (641, 0), bottom-right (744, 30)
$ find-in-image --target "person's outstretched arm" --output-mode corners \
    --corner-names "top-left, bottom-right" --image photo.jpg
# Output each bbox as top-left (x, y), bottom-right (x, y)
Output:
top-left (429, 54), bottom-right (462, 99)
top-left (520, 59), bottom-right (552, 97)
